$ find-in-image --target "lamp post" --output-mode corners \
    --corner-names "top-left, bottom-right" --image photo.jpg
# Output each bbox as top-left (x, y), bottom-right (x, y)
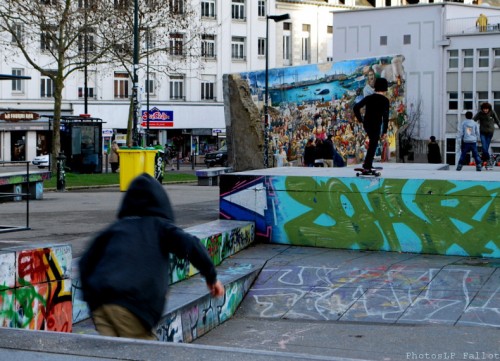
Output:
top-left (132, 0), bottom-right (140, 146)
top-left (264, 13), bottom-right (290, 168)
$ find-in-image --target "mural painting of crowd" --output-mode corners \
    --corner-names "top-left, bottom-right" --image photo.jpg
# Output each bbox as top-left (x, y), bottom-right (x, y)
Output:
top-left (242, 55), bottom-right (406, 165)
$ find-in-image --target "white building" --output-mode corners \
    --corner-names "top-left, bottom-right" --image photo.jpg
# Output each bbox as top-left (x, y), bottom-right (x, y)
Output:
top-left (0, 0), bottom-right (486, 165)
top-left (331, 3), bottom-right (500, 164)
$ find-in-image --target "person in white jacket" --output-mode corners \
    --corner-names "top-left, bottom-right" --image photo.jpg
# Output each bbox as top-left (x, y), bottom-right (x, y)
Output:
top-left (456, 111), bottom-right (482, 171)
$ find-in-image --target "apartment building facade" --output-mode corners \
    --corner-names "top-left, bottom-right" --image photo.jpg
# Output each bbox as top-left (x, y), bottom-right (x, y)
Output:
top-left (331, 3), bottom-right (500, 164)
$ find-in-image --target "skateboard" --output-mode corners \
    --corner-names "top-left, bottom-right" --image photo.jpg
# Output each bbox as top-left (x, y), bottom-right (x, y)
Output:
top-left (354, 167), bottom-right (383, 177)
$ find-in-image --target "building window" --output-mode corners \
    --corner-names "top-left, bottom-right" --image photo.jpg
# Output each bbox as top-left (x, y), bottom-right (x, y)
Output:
top-left (12, 69), bottom-right (24, 93)
top-left (79, 0), bottom-right (97, 8)
top-left (113, 42), bottom-right (131, 55)
top-left (494, 91), bottom-right (500, 116)
top-left (114, 0), bottom-right (128, 9)
top-left (78, 31), bottom-right (95, 53)
top-left (78, 87), bottom-right (95, 99)
top-left (403, 34), bottom-right (411, 45)
top-left (232, 0), bottom-right (245, 20)
top-left (283, 22), bottom-right (291, 65)
top-left (301, 24), bottom-right (310, 62)
top-left (463, 92), bottom-right (473, 110)
top-left (201, 0), bottom-right (216, 18)
top-left (231, 36), bottom-right (245, 60)
top-left (463, 49), bottom-right (473, 68)
top-left (494, 48), bottom-right (500, 68)
top-left (258, 38), bottom-right (266, 56)
top-left (380, 36), bottom-right (387, 46)
top-left (201, 78), bottom-right (215, 100)
top-left (169, 0), bottom-right (184, 14)
top-left (11, 23), bottom-right (23, 44)
top-left (169, 33), bottom-right (184, 56)
top-left (448, 92), bottom-right (458, 110)
top-left (258, 0), bottom-right (265, 17)
top-left (145, 73), bottom-right (156, 96)
top-left (201, 34), bottom-right (216, 58)
top-left (448, 50), bottom-right (458, 68)
top-left (40, 27), bottom-right (56, 51)
top-left (477, 91), bottom-right (488, 110)
top-left (40, 76), bottom-right (54, 98)
top-left (114, 72), bottom-right (129, 99)
top-left (144, 30), bottom-right (156, 49)
top-left (169, 75), bottom-right (184, 100)
top-left (478, 48), bottom-right (489, 68)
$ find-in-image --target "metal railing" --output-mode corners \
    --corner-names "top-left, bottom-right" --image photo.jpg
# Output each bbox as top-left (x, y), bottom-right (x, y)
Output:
top-left (0, 161), bottom-right (31, 233)
top-left (446, 15), bottom-right (500, 35)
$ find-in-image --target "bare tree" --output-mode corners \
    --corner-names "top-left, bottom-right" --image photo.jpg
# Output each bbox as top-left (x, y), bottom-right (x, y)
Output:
top-left (398, 99), bottom-right (422, 162)
top-left (0, 0), bottom-right (122, 173)
top-left (0, 0), bottom-right (216, 171)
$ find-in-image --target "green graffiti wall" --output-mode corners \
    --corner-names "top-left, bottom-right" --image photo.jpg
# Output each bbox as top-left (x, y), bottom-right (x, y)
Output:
top-left (219, 174), bottom-right (500, 258)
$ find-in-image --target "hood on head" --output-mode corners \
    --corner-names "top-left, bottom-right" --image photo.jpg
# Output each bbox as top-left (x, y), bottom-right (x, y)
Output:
top-left (117, 173), bottom-right (174, 222)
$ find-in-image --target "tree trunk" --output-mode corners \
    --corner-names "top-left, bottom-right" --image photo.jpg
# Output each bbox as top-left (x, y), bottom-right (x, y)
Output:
top-left (50, 81), bottom-right (64, 174)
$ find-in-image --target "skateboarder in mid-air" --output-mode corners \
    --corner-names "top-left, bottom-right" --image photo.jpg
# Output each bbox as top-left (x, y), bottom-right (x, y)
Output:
top-left (353, 77), bottom-right (390, 173)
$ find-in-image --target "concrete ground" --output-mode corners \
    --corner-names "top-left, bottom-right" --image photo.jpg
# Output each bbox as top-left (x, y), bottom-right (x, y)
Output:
top-left (0, 164), bottom-right (498, 361)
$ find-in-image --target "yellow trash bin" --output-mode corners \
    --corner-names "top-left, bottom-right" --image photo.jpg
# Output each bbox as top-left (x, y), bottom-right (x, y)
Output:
top-left (143, 148), bottom-right (158, 177)
top-left (118, 147), bottom-right (145, 192)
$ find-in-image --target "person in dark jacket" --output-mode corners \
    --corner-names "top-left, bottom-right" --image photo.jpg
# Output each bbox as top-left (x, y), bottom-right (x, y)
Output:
top-left (473, 102), bottom-right (500, 166)
top-left (427, 136), bottom-right (442, 164)
top-left (322, 134), bottom-right (335, 167)
top-left (353, 77), bottom-right (390, 170)
top-left (303, 138), bottom-right (316, 167)
top-left (79, 173), bottom-right (224, 340)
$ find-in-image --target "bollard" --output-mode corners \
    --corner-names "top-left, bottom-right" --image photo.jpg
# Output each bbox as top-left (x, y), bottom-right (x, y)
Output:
top-left (177, 151), bottom-right (180, 170)
top-left (56, 153), bottom-right (66, 192)
top-left (191, 154), bottom-right (195, 170)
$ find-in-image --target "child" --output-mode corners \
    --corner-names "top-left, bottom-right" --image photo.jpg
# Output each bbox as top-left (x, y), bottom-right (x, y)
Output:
top-left (456, 111), bottom-right (481, 171)
top-left (79, 173), bottom-right (224, 340)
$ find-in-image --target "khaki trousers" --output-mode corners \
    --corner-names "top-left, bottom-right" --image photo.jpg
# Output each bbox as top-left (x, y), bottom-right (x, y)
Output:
top-left (92, 304), bottom-right (157, 340)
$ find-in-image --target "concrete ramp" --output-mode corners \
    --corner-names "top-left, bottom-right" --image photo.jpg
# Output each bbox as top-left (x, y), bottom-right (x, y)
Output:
top-left (219, 164), bottom-right (500, 258)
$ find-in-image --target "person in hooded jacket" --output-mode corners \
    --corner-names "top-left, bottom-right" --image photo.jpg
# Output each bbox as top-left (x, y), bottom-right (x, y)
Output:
top-left (473, 102), bottom-right (500, 167)
top-left (79, 173), bottom-right (224, 340)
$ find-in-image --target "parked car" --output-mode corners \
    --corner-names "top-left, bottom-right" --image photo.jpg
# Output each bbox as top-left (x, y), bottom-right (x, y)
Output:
top-left (204, 145), bottom-right (228, 168)
top-left (32, 154), bottom-right (50, 168)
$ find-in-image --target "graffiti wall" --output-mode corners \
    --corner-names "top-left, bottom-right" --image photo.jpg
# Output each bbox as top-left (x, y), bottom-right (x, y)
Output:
top-left (219, 174), bottom-right (500, 258)
top-left (156, 266), bottom-right (259, 342)
top-left (240, 55), bottom-right (405, 164)
top-left (0, 245), bottom-right (72, 332)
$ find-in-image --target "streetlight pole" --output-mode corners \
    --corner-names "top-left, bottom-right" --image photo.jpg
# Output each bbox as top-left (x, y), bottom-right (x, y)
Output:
top-left (264, 13), bottom-right (290, 168)
top-left (132, 0), bottom-right (140, 146)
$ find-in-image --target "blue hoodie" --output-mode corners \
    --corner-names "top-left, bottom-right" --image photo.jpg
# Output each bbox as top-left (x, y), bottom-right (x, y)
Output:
top-left (79, 173), bottom-right (217, 329)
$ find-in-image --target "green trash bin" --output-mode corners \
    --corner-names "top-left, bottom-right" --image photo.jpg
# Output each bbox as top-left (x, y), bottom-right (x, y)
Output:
top-left (118, 147), bottom-right (145, 192)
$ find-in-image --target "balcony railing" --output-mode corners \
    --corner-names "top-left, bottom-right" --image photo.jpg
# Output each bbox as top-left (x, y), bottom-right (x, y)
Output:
top-left (446, 15), bottom-right (500, 35)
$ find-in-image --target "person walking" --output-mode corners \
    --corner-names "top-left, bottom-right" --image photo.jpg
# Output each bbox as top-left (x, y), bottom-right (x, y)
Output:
top-left (473, 102), bottom-right (500, 168)
top-left (109, 140), bottom-right (120, 173)
top-left (79, 173), bottom-right (224, 340)
top-left (353, 77), bottom-right (390, 171)
top-left (427, 136), bottom-right (442, 164)
top-left (457, 111), bottom-right (482, 172)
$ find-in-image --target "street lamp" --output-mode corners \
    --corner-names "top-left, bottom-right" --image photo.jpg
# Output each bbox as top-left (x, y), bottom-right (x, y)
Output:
top-left (264, 13), bottom-right (290, 168)
top-left (132, 0), bottom-right (140, 146)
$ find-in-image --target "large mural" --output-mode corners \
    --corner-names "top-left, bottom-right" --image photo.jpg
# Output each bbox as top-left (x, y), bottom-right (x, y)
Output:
top-left (240, 55), bottom-right (406, 165)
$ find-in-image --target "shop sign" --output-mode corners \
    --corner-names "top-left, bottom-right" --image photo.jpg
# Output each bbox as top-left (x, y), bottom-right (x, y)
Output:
top-left (141, 107), bottom-right (173, 128)
top-left (0, 111), bottom-right (40, 122)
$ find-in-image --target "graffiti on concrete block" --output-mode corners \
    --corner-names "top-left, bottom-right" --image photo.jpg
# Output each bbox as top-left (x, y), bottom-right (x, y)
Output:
top-left (220, 174), bottom-right (500, 258)
top-left (0, 246), bottom-right (72, 332)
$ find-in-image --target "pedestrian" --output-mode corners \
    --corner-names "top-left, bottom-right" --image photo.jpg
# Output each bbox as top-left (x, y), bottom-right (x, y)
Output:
top-left (476, 13), bottom-right (488, 32)
top-left (457, 111), bottom-right (482, 172)
top-left (473, 102), bottom-right (500, 168)
top-left (79, 173), bottom-right (225, 340)
top-left (314, 138), bottom-right (326, 167)
top-left (164, 144), bottom-right (175, 171)
top-left (109, 140), bottom-right (120, 173)
top-left (427, 136), bottom-right (442, 164)
top-left (323, 134), bottom-right (335, 167)
top-left (303, 137), bottom-right (316, 167)
top-left (353, 77), bottom-right (390, 171)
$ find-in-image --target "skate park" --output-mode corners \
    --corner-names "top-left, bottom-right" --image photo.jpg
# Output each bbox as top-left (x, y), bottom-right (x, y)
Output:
top-left (0, 159), bottom-right (499, 360)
